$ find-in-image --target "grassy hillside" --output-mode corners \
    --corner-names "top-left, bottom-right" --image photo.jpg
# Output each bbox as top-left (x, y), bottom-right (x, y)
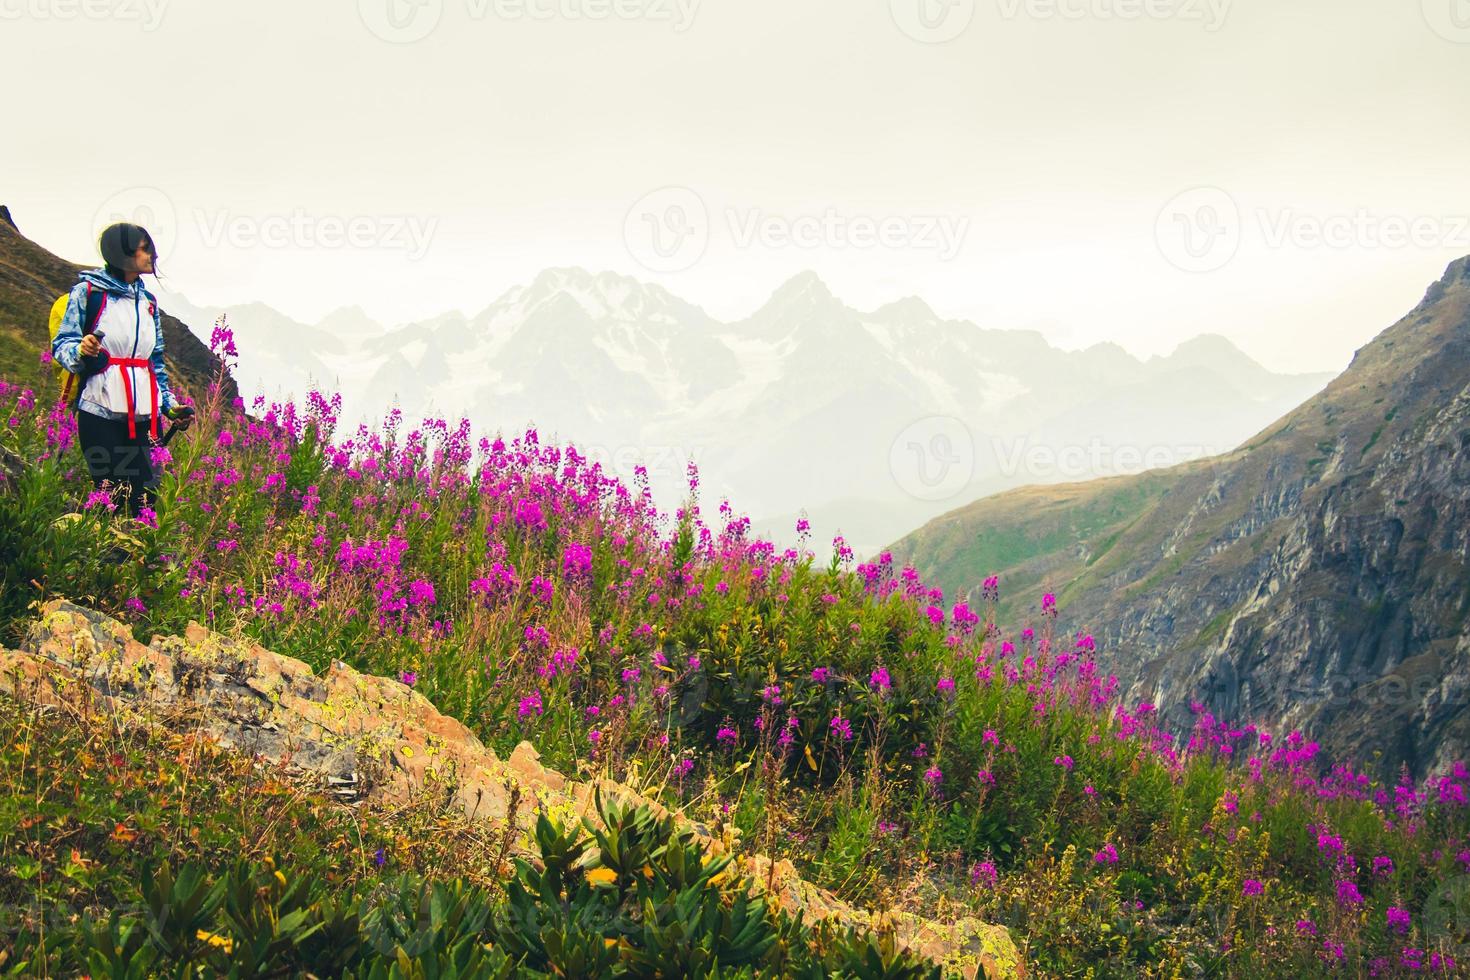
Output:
top-left (2, 315), bottom-right (1468, 976)
top-left (892, 257), bottom-right (1470, 780)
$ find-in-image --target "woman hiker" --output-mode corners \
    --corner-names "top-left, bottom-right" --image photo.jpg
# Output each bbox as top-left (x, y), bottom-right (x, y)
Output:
top-left (51, 222), bottom-right (195, 518)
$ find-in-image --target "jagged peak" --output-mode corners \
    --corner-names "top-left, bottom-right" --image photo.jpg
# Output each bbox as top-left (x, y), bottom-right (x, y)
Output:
top-left (767, 270), bottom-right (837, 305)
top-left (1419, 254), bottom-right (1470, 308)
top-left (871, 295), bottom-right (937, 322)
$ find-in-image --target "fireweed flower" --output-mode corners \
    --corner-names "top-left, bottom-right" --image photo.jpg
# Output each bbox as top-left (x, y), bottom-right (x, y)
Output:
top-left (829, 716), bottom-right (853, 741)
top-left (1242, 879), bottom-right (1264, 897)
top-left (1386, 906), bottom-right (1411, 934)
top-left (1093, 843), bottom-right (1119, 865)
top-left (562, 542), bottom-right (593, 579)
top-left (1335, 879), bottom-right (1363, 906)
top-left (518, 690), bottom-right (543, 719)
top-left (1054, 755), bottom-right (1074, 771)
top-left (869, 667), bottom-right (892, 692)
top-left (971, 860), bottom-right (999, 889)
top-left (716, 725), bottom-right (738, 749)
top-left (810, 666), bottom-right (831, 684)
top-left (83, 490), bottom-right (116, 512)
top-left (400, 670), bottom-right (418, 687)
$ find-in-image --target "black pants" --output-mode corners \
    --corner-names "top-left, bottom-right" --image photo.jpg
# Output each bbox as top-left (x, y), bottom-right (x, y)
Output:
top-left (77, 411), bottom-right (156, 518)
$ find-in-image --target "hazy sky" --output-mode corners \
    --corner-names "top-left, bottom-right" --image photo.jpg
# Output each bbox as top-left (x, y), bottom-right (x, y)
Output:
top-left (4, 0), bottom-right (1468, 374)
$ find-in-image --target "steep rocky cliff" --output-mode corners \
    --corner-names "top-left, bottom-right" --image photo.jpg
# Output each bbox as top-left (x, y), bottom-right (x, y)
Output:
top-left (893, 257), bottom-right (1470, 779)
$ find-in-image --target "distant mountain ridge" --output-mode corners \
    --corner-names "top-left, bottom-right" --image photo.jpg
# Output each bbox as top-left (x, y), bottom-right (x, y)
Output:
top-left (156, 267), bottom-right (1333, 551)
top-left (891, 256), bottom-right (1470, 778)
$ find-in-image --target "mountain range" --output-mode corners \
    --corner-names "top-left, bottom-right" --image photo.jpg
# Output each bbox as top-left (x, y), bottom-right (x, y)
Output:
top-left (153, 268), bottom-right (1333, 552)
top-left (891, 256), bottom-right (1470, 779)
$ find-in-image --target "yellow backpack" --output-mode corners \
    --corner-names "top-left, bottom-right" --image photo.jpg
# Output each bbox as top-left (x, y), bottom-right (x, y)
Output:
top-left (47, 282), bottom-right (108, 405)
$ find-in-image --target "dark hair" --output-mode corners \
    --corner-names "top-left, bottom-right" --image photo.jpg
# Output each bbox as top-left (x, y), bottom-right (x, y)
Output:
top-left (99, 222), bottom-right (159, 279)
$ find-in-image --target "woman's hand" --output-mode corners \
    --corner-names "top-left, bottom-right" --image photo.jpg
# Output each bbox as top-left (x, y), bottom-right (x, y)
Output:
top-left (167, 405), bottom-right (196, 431)
top-left (79, 334), bottom-right (103, 357)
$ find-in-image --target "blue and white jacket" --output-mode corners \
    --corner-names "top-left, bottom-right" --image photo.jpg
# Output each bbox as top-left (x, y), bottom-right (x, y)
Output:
top-left (52, 269), bottom-right (177, 422)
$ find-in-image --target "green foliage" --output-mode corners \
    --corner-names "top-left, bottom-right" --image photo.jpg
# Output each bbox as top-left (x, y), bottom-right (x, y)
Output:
top-left (6, 752), bottom-right (937, 978)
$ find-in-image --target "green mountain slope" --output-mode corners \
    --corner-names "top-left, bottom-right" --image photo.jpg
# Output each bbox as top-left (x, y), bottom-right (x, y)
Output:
top-left (891, 256), bottom-right (1470, 778)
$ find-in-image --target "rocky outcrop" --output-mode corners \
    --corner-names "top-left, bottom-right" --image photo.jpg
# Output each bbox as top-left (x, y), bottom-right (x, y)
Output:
top-left (0, 600), bottom-right (1023, 980)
